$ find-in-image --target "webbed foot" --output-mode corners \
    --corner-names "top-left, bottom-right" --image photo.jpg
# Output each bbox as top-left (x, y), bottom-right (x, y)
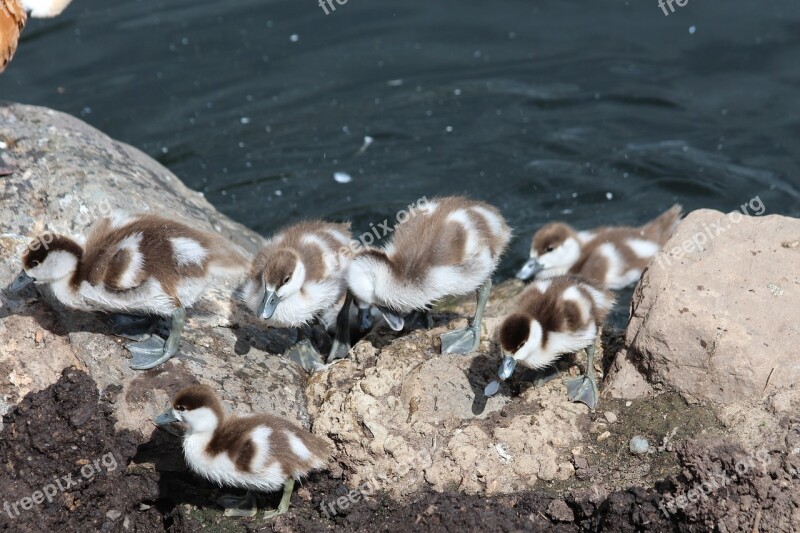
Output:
top-left (109, 313), bottom-right (157, 341)
top-left (219, 490), bottom-right (258, 517)
top-left (565, 374), bottom-right (598, 410)
top-left (287, 339), bottom-right (327, 372)
top-left (127, 336), bottom-right (173, 370)
top-left (440, 325), bottom-right (480, 355)
top-left (127, 307), bottom-right (185, 370)
top-left (327, 338), bottom-right (351, 364)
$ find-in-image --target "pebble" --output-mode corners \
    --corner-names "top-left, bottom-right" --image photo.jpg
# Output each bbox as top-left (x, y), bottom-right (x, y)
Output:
top-left (625, 401), bottom-right (632, 407)
top-left (484, 380), bottom-right (500, 397)
top-left (629, 436), bottom-right (649, 455)
top-left (604, 411), bottom-right (618, 424)
top-left (106, 510), bottom-right (122, 521)
top-left (597, 431), bottom-right (611, 443)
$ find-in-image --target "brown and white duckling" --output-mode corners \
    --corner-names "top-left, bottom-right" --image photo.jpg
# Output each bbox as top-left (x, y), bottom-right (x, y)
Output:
top-left (347, 196), bottom-right (512, 354)
top-left (7, 213), bottom-right (246, 370)
top-left (485, 275), bottom-right (614, 409)
top-left (516, 204), bottom-right (682, 289)
top-left (155, 384), bottom-right (330, 518)
top-left (242, 221), bottom-right (354, 369)
top-left (1, 0), bottom-right (72, 72)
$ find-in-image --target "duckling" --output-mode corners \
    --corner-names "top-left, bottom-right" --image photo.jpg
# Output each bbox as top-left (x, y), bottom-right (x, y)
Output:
top-left (347, 196), bottom-right (511, 354)
top-left (7, 213), bottom-right (247, 369)
top-left (241, 221), bottom-right (354, 369)
top-left (2, 0), bottom-right (72, 72)
top-left (485, 275), bottom-right (614, 409)
top-left (516, 204), bottom-right (682, 289)
top-left (155, 384), bottom-right (330, 518)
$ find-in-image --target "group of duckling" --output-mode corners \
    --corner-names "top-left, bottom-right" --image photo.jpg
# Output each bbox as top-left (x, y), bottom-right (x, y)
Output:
top-left (6, 196), bottom-right (681, 518)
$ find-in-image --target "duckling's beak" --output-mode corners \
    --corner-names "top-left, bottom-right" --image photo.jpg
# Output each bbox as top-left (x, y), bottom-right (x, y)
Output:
top-left (357, 306), bottom-right (373, 332)
top-left (8, 270), bottom-right (34, 293)
top-left (377, 306), bottom-right (405, 332)
top-left (258, 290), bottom-right (280, 320)
top-left (498, 356), bottom-right (517, 380)
top-left (516, 258), bottom-right (543, 281)
top-left (155, 409), bottom-right (178, 426)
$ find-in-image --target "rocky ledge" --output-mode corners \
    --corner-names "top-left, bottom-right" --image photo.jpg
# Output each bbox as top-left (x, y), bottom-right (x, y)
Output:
top-left (1, 103), bottom-right (798, 532)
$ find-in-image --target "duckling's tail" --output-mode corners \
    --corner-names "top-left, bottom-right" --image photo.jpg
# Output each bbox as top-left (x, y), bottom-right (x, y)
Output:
top-left (290, 429), bottom-right (333, 474)
top-left (643, 204), bottom-right (682, 244)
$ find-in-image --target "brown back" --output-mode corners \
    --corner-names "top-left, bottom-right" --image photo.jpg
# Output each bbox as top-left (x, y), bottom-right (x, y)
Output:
top-left (78, 215), bottom-right (244, 301)
top-left (387, 196), bottom-right (510, 280)
top-left (513, 275), bottom-right (612, 346)
top-left (210, 414), bottom-right (331, 476)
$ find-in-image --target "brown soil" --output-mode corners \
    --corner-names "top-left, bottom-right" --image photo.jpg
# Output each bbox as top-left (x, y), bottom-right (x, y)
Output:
top-left (1, 369), bottom-right (798, 532)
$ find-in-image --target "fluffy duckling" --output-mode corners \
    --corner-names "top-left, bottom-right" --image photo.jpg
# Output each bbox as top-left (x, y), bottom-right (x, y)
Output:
top-left (155, 384), bottom-right (330, 518)
top-left (516, 204), bottom-right (682, 289)
top-left (8, 213), bottom-right (247, 370)
top-left (347, 196), bottom-right (511, 354)
top-left (242, 221), bottom-right (354, 368)
top-left (2, 0), bottom-right (72, 72)
top-left (485, 275), bottom-right (614, 409)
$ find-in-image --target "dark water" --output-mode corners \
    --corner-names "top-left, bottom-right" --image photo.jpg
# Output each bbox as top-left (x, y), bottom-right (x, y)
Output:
top-left (3, 0), bottom-right (800, 284)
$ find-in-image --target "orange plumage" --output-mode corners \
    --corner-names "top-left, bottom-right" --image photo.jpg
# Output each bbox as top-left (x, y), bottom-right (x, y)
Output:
top-left (0, 0), bottom-right (26, 73)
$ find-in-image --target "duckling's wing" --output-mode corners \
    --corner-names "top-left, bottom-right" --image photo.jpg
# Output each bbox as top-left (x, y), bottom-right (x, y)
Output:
top-left (103, 246), bottom-right (146, 290)
top-left (0, 0), bottom-right (25, 73)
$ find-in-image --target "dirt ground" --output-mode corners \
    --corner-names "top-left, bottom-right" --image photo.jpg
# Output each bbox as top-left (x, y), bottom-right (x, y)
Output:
top-left (1, 368), bottom-right (798, 533)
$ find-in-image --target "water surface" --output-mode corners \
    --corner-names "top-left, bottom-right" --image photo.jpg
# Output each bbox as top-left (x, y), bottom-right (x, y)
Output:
top-left (3, 0), bottom-right (799, 284)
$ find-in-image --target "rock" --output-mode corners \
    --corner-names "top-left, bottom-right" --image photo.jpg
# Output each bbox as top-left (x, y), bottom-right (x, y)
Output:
top-left (604, 411), bottom-right (618, 424)
top-left (307, 283), bottom-right (590, 497)
top-left (545, 499), bottom-right (574, 522)
top-left (612, 209), bottom-right (800, 405)
top-left (630, 436), bottom-right (649, 454)
top-left (0, 103), bottom-right (309, 436)
top-left (597, 431), bottom-right (611, 442)
top-left (602, 349), bottom-right (654, 400)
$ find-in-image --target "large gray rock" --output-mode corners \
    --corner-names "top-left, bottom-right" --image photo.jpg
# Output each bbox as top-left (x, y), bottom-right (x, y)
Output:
top-left (613, 208), bottom-right (800, 405)
top-left (0, 103), bottom-right (308, 435)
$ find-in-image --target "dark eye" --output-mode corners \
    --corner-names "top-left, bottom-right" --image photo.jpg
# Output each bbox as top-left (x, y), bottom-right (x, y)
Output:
top-left (175, 405), bottom-right (185, 412)
top-left (283, 276), bottom-right (291, 284)
top-left (31, 260), bottom-right (40, 267)
top-left (545, 246), bottom-right (554, 253)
